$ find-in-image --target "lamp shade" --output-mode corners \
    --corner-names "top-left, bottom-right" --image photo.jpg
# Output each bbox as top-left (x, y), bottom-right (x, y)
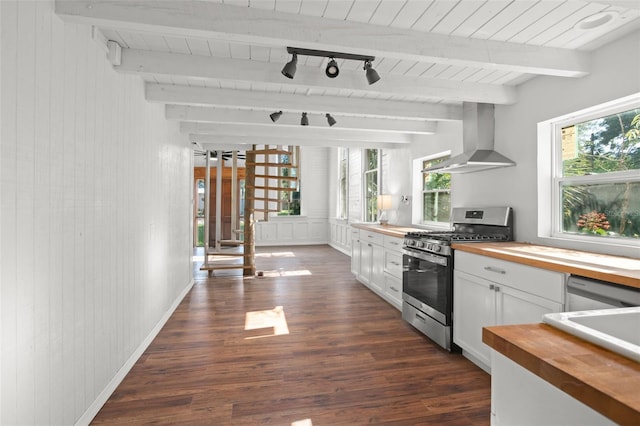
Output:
top-left (377, 194), bottom-right (394, 210)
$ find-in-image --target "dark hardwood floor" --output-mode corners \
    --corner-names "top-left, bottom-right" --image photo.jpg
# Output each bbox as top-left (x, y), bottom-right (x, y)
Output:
top-left (92, 245), bottom-right (490, 425)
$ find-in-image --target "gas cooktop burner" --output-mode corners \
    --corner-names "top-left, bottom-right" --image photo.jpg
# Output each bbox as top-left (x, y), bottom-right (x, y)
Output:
top-left (405, 231), bottom-right (509, 242)
top-left (403, 207), bottom-right (514, 256)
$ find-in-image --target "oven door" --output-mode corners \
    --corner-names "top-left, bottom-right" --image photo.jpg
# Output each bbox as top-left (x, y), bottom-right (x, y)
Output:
top-left (402, 248), bottom-right (452, 325)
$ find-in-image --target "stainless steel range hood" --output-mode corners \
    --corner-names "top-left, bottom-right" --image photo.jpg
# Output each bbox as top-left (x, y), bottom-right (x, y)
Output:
top-left (423, 103), bottom-right (515, 174)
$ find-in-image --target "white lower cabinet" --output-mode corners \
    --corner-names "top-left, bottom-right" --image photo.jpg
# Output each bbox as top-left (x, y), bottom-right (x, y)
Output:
top-left (350, 228), bottom-right (360, 276)
top-left (491, 351), bottom-right (615, 425)
top-left (360, 239), bottom-right (384, 293)
top-left (383, 273), bottom-right (403, 310)
top-left (351, 227), bottom-right (403, 311)
top-left (382, 235), bottom-right (403, 310)
top-left (453, 251), bottom-right (564, 372)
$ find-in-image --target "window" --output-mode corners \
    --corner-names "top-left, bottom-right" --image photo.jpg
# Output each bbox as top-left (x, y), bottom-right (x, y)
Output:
top-left (338, 147), bottom-right (348, 219)
top-left (363, 149), bottom-right (379, 222)
top-left (277, 146), bottom-right (300, 215)
top-left (422, 156), bottom-right (451, 224)
top-left (195, 179), bottom-right (205, 246)
top-left (547, 96), bottom-right (640, 243)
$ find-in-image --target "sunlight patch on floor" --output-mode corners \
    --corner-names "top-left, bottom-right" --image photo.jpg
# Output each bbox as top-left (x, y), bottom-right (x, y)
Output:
top-left (244, 306), bottom-right (290, 340)
top-left (256, 251), bottom-right (296, 258)
top-left (292, 419), bottom-right (313, 426)
top-left (261, 269), bottom-right (312, 277)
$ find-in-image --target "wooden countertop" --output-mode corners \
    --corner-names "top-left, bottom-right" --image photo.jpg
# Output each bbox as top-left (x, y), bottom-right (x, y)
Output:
top-left (483, 323), bottom-right (640, 425)
top-left (452, 242), bottom-right (640, 289)
top-left (350, 223), bottom-right (422, 239)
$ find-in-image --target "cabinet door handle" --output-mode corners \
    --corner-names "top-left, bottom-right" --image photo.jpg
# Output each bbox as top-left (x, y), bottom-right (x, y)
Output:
top-left (390, 286), bottom-right (399, 292)
top-left (484, 266), bottom-right (506, 274)
top-left (495, 286), bottom-right (501, 292)
top-left (368, 243), bottom-right (372, 247)
top-left (390, 261), bottom-right (400, 266)
top-left (489, 284), bottom-right (495, 290)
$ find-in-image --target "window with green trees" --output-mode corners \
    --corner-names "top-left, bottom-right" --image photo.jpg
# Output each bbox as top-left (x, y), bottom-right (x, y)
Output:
top-left (556, 105), bottom-right (640, 240)
top-left (277, 146), bottom-right (300, 216)
top-left (364, 149), bottom-right (379, 222)
top-left (423, 156), bottom-right (451, 223)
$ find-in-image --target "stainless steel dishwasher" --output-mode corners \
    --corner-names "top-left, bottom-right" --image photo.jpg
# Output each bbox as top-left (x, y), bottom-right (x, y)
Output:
top-left (566, 275), bottom-right (640, 311)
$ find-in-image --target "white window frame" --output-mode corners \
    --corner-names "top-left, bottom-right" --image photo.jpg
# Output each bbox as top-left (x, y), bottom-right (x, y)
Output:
top-left (538, 93), bottom-right (640, 250)
top-left (412, 151), bottom-right (452, 229)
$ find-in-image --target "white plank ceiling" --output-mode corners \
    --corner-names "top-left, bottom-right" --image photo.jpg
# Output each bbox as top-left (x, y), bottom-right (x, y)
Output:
top-left (55, 0), bottom-right (640, 152)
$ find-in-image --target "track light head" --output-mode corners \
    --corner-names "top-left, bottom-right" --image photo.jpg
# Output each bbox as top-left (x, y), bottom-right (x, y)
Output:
top-left (325, 57), bottom-right (339, 78)
top-left (364, 60), bottom-right (380, 85)
top-left (301, 112), bottom-right (309, 126)
top-left (270, 111), bottom-right (283, 122)
top-left (326, 113), bottom-right (337, 127)
top-left (281, 53), bottom-right (297, 79)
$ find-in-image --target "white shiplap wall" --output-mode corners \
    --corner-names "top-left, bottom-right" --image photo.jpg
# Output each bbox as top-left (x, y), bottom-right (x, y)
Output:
top-left (0, 1), bottom-right (193, 425)
top-left (347, 149), bottom-right (362, 223)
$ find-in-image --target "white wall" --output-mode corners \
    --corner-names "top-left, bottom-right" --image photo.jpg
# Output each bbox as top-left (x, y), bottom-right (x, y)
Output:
top-left (452, 29), bottom-right (640, 257)
top-left (348, 148), bottom-right (363, 222)
top-left (0, 1), bottom-right (193, 424)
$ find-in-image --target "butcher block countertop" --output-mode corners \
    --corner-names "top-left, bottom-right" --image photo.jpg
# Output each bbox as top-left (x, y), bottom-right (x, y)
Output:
top-left (350, 223), bottom-right (422, 239)
top-left (483, 323), bottom-right (640, 425)
top-left (452, 242), bottom-right (640, 289)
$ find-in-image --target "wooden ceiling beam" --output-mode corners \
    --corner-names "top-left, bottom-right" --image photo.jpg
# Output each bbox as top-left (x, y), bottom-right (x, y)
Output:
top-left (147, 84), bottom-right (462, 122)
top-left (117, 48), bottom-right (516, 104)
top-left (181, 122), bottom-right (414, 144)
top-left (189, 134), bottom-right (401, 150)
top-left (54, 0), bottom-right (590, 77)
top-left (166, 105), bottom-right (437, 135)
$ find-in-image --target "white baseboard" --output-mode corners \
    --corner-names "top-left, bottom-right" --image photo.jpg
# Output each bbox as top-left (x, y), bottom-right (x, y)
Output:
top-left (75, 279), bottom-right (195, 426)
top-left (328, 242), bottom-right (350, 256)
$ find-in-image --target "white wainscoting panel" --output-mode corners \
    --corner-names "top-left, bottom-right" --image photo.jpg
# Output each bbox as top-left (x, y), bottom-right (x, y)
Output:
top-left (255, 217), bottom-right (328, 246)
top-left (328, 219), bottom-right (352, 255)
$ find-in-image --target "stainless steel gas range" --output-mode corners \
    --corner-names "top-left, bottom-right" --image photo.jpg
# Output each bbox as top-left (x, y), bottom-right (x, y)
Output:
top-left (402, 207), bottom-right (514, 351)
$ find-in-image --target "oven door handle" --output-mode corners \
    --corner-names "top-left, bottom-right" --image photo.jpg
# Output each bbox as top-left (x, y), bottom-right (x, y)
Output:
top-left (402, 248), bottom-right (448, 266)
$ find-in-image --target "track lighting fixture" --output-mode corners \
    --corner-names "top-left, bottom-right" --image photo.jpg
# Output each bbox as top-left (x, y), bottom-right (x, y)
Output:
top-left (326, 113), bottom-right (337, 127)
top-left (364, 60), bottom-right (380, 85)
top-left (269, 111), bottom-right (337, 127)
top-left (283, 47), bottom-right (379, 84)
top-left (325, 57), bottom-right (339, 78)
top-left (270, 111), bottom-right (283, 122)
top-left (281, 53), bottom-right (297, 79)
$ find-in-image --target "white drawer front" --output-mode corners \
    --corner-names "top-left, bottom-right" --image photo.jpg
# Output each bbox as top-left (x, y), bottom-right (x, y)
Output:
top-left (360, 230), bottom-right (384, 245)
top-left (384, 250), bottom-right (403, 278)
top-left (455, 251), bottom-right (565, 303)
top-left (383, 235), bottom-right (403, 252)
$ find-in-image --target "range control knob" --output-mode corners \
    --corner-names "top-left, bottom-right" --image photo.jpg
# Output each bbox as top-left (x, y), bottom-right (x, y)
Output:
top-left (432, 245), bottom-right (441, 253)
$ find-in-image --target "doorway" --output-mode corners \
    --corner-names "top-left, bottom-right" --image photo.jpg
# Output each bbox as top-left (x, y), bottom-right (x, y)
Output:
top-left (193, 166), bottom-right (245, 247)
